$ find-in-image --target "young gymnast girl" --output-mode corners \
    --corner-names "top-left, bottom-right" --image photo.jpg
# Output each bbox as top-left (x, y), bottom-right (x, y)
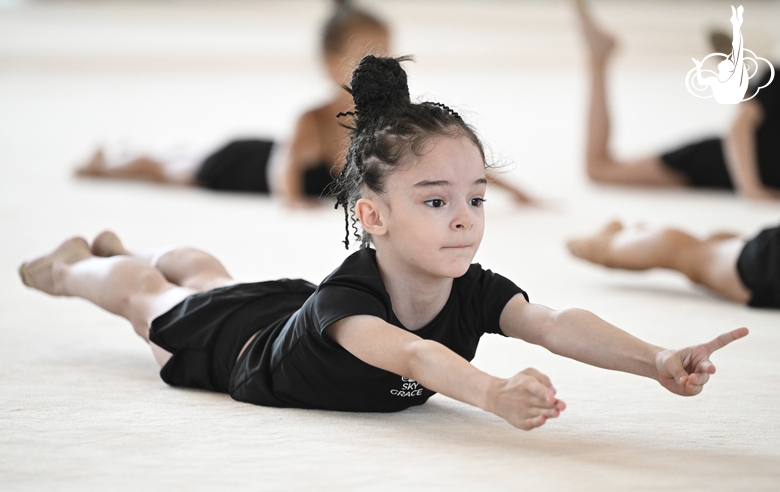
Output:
top-left (75, 0), bottom-right (389, 208)
top-left (75, 0), bottom-right (532, 207)
top-left (20, 56), bottom-right (747, 430)
top-left (576, 0), bottom-right (779, 201)
top-left (568, 220), bottom-right (780, 308)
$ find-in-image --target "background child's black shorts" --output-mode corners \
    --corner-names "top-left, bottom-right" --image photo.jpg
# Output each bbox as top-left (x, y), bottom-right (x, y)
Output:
top-left (149, 279), bottom-right (316, 393)
top-left (660, 138), bottom-right (734, 189)
top-left (737, 223), bottom-right (780, 308)
top-left (195, 139), bottom-right (336, 197)
top-left (196, 139), bottom-right (275, 193)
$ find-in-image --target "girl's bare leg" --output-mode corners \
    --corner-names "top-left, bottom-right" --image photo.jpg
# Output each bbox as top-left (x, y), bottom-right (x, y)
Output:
top-left (574, 0), bottom-right (687, 186)
top-left (20, 234), bottom-right (237, 367)
top-left (20, 238), bottom-right (197, 366)
top-left (91, 231), bottom-right (236, 292)
top-left (76, 149), bottom-right (196, 186)
top-left (567, 221), bottom-right (751, 303)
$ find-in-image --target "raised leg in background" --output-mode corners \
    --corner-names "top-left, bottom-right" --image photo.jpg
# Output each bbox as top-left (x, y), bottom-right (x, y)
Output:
top-left (574, 0), bottom-right (687, 186)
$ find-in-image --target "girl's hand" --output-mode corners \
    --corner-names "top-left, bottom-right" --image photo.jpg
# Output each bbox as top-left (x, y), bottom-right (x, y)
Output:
top-left (654, 327), bottom-right (748, 396)
top-left (485, 368), bottom-right (566, 430)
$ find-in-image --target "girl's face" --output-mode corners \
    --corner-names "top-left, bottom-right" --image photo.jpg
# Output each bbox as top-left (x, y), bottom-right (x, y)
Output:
top-left (367, 136), bottom-right (487, 280)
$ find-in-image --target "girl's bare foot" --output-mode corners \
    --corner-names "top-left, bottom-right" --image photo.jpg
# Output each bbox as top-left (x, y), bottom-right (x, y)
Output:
top-left (19, 237), bottom-right (92, 295)
top-left (76, 149), bottom-right (109, 177)
top-left (567, 220), bottom-right (624, 266)
top-left (91, 230), bottom-right (129, 257)
top-left (574, 0), bottom-right (617, 61)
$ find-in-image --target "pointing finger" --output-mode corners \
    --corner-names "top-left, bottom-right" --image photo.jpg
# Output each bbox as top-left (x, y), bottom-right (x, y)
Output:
top-left (702, 327), bottom-right (749, 356)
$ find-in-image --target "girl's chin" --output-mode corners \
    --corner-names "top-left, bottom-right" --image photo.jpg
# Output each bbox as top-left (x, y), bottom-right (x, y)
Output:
top-left (435, 259), bottom-right (473, 279)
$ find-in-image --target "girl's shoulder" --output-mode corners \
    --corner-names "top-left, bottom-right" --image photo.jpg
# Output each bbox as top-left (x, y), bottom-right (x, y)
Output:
top-left (311, 248), bottom-right (390, 326)
top-left (320, 248), bottom-right (380, 287)
top-left (454, 264), bottom-right (529, 303)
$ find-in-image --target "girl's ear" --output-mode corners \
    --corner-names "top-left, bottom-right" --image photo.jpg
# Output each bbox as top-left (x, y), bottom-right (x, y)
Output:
top-left (355, 198), bottom-right (387, 237)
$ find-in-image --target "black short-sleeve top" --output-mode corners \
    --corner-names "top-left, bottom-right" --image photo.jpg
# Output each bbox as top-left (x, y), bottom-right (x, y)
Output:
top-left (230, 248), bottom-right (528, 412)
top-left (752, 66), bottom-right (780, 187)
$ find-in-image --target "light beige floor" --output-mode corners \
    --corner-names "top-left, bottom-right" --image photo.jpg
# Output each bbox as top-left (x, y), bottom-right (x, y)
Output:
top-left (2, 1), bottom-right (780, 490)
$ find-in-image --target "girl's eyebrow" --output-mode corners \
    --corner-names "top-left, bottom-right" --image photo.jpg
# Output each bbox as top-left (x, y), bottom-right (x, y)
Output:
top-left (413, 178), bottom-right (487, 188)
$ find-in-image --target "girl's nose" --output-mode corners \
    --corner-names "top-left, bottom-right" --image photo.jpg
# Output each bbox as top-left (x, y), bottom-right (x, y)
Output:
top-left (451, 202), bottom-right (473, 230)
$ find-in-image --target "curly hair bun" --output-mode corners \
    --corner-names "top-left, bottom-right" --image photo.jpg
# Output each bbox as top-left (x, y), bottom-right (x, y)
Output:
top-left (351, 55), bottom-right (410, 114)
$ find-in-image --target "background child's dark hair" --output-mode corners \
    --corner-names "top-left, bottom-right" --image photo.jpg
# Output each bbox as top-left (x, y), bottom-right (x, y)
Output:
top-left (333, 55), bottom-right (488, 249)
top-left (322, 0), bottom-right (388, 55)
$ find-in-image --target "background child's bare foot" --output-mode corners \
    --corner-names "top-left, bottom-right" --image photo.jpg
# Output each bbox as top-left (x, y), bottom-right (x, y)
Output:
top-left (567, 220), bottom-right (624, 266)
top-left (75, 149), bottom-right (108, 177)
top-left (19, 237), bottom-right (92, 295)
top-left (91, 230), bottom-right (128, 257)
top-left (574, 0), bottom-right (617, 61)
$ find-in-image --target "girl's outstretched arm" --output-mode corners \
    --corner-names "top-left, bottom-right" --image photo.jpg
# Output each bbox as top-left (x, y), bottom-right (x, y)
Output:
top-left (499, 295), bottom-right (748, 396)
top-left (326, 315), bottom-right (566, 430)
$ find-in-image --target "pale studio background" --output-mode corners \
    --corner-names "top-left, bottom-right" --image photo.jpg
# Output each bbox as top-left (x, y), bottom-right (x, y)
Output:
top-left (2, 0), bottom-right (780, 490)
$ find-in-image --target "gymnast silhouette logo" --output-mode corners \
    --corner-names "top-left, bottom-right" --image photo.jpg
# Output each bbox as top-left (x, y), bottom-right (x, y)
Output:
top-left (685, 5), bottom-right (774, 104)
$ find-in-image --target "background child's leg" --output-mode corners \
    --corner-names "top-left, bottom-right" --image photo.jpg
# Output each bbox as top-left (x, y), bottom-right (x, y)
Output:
top-left (578, 0), bottom-right (616, 181)
top-left (575, 0), bottom-right (687, 186)
top-left (690, 235), bottom-right (751, 303)
top-left (91, 231), bottom-right (236, 292)
top-left (568, 221), bottom-right (751, 303)
top-left (76, 149), bottom-right (196, 185)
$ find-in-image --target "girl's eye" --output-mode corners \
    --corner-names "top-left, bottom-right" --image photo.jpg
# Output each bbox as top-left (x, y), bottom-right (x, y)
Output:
top-left (470, 197), bottom-right (486, 207)
top-left (425, 199), bottom-right (445, 208)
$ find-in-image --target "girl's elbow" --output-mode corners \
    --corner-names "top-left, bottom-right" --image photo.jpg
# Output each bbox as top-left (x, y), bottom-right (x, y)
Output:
top-left (549, 307), bottom-right (591, 330)
top-left (404, 339), bottom-right (439, 379)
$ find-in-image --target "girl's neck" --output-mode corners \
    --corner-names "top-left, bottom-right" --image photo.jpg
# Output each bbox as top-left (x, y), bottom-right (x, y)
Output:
top-left (374, 250), bottom-right (454, 331)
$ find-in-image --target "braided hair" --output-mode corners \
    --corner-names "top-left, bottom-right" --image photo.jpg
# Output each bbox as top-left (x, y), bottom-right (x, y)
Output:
top-left (332, 55), bottom-right (487, 249)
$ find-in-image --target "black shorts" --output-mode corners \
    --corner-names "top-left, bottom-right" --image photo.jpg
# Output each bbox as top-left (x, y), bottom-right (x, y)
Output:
top-left (196, 139), bottom-right (275, 193)
top-left (660, 138), bottom-right (734, 189)
top-left (149, 279), bottom-right (316, 393)
top-left (737, 223), bottom-right (780, 308)
top-left (195, 138), bottom-right (337, 198)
